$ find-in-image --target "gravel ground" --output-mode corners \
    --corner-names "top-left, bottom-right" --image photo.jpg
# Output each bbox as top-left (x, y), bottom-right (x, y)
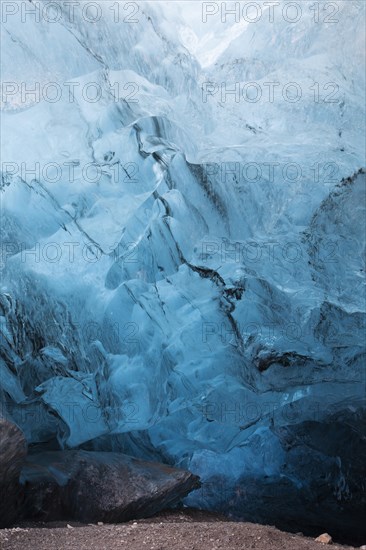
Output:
top-left (0, 510), bottom-right (362, 550)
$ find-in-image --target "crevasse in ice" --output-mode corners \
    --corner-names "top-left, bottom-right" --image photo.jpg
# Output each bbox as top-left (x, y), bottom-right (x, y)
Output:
top-left (1, 0), bottom-right (365, 539)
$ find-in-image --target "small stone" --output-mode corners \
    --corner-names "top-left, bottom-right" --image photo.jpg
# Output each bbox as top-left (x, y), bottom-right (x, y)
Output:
top-left (97, 522), bottom-right (104, 526)
top-left (315, 533), bottom-right (333, 544)
top-left (66, 524), bottom-right (73, 529)
top-left (359, 546), bottom-right (366, 549)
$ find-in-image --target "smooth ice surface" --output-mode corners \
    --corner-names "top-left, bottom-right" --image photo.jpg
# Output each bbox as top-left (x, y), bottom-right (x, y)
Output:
top-left (1, 0), bottom-right (365, 538)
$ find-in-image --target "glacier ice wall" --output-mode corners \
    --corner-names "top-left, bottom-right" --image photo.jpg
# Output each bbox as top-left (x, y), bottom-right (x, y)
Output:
top-left (1, 0), bottom-right (365, 540)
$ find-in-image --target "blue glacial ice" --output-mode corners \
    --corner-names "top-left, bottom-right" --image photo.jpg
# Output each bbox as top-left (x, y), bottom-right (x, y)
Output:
top-left (0, 0), bottom-right (365, 539)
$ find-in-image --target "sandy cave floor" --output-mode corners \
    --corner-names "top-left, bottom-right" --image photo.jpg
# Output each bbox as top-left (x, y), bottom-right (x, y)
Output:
top-left (0, 509), bottom-right (362, 550)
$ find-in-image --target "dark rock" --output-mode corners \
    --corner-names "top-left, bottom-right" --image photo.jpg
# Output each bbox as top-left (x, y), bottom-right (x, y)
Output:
top-left (0, 416), bottom-right (27, 527)
top-left (21, 450), bottom-right (200, 523)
